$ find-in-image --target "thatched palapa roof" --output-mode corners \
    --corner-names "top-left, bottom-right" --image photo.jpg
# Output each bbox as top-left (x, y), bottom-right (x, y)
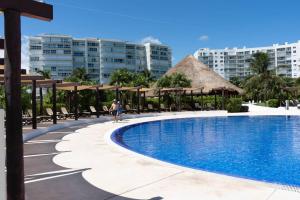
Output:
top-left (164, 55), bottom-right (243, 94)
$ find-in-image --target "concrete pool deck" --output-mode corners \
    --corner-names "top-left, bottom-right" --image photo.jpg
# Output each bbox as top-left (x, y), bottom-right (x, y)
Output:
top-left (52, 105), bottom-right (300, 200)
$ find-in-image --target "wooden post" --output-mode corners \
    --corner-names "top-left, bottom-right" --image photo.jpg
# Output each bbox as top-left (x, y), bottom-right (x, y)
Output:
top-left (222, 89), bottom-right (225, 110)
top-left (158, 89), bottom-right (161, 113)
top-left (96, 87), bottom-right (100, 118)
top-left (32, 80), bottom-right (37, 129)
top-left (39, 87), bottom-right (43, 115)
top-left (201, 89), bottom-right (204, 110)
top-left (52, 82), bottom-right (57, 124)
top-left (0, 110), bottom-right (5, 200)
top-left (74, 86), bottom-right (78, 120)
top-left (68, 91), bottom-right (72, 113)
top-left (4, 10), bottom-right (25, 200)
top-left (190, 90), bottom-right (194, 110)
top-left (214, 91), bottom-right (217, 110)
top-left (0, 1), bottom-right (53, 199)
top-left (143, 91), bottom-right (146, 111)
top-left (178, 90), bottom-right (182, 111)
top-left (115, 87), bottom-right (119, 101)
top-left (137, 88), bottom-right (140, 114)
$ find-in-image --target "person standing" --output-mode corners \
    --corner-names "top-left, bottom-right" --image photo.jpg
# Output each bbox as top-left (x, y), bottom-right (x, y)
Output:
top-left (109, 99), bottom-right (119, 122)
top-left (117, 101), bottom-right (123, 121)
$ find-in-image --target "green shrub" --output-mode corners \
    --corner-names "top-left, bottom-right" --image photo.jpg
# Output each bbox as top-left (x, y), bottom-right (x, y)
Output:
top-left (267, 99), bottom-right (280, 108)
top-left (226, 98), bottom-right (242, 113)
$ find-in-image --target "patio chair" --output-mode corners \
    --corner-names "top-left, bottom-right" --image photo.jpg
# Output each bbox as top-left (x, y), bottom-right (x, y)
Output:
top-left (27, 109), bottom-right (42, 122)
top-left (89, 106), bottom-right (106, 116)
top-left (160, 104), bottom-right (168, 111)
top-left (103, 106), bottom-right (110, 115)
top-left (79, 109), bottom-right (91, 117)
top-left (61, 107), bottom-right (74, 118)
top-left (147, 104), bottom-right (155, 112)
top-left (89, 106), bottom-right (97, 114)
top-left (125, 105), bottom-right (137, 113)
top-left (46, 108), bottom-right (63, 120)
top-left (194, 103), bottom-right (202, 110)
top-left (22, 111), bottom-right (32, 125)
top-left (182, 104), bottom-right (192, 111)
top-left (169, 104), bottom-right (177, 111)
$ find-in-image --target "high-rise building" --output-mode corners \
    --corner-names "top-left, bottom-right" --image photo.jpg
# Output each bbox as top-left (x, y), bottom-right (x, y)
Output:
top-left (194, 41), bottom-right (300, 80)
top-left (145, 43), bottom-right (172, 79)
top-left (29, 34), bottom-right (172, 83)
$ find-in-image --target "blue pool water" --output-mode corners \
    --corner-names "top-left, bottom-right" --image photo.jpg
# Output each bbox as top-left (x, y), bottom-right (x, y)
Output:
top-left (112, 116), bottom-right (300, 187)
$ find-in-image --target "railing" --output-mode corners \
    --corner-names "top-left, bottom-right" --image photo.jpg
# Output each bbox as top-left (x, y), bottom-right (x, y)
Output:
top-left (0, 109), bottom-right (6, 200)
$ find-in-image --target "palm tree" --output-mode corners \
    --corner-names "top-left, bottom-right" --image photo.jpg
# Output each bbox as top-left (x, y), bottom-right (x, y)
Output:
top-left (244, 52), bottom-right (284, 101)
top-left (37, 69), bottom-right (51, 79)
top-left (110, 68), bottom-right (135, 86)
top-left (64, 67), bottom-right (90, 83)
top-left (250, 52), bottom-right (272, 76)
top-left (157, 73), bottom-right (192, 88)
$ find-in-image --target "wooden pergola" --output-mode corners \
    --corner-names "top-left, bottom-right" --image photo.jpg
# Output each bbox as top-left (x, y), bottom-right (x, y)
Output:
top-left (1, 1), bottom-right (53, 198)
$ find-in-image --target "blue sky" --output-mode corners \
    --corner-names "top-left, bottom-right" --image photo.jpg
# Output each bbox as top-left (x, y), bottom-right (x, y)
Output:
top-left (1, 0), bottom-right (300, 67)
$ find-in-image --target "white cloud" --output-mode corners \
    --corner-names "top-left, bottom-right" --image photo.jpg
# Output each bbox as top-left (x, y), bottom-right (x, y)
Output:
top-left (198, 35), bottom-right (209, 41)
top-left (140, 36), bottom-right (162, 44)
top-left (21, 35), bottom-right (30, 70)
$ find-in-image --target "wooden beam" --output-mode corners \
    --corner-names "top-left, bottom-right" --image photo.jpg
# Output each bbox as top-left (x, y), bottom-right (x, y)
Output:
top-left (96, 87), bottom-right (100, 118)
top-left (158, 89), bottom-right (161, 113)
top-left (32, 80), bottom-right (37, 129)
top-left (4, 10), bottom-right (24, 200)
top-left (74, 86), bottom-right (78, 120)
top-left (52, 83), bottom-right (57, 124)
top-left (39, 87), bottom-right (43, 116)
top-left (137, 88), bottom-right (140, 114)
top-left (0, 0), bottom-right (53, 21)
top-left (0, 75), bottom-right (43, 81)
top-left (56, 82), bottom-right (80, 88)
top-left (0, 39), bottom-right (4, 49)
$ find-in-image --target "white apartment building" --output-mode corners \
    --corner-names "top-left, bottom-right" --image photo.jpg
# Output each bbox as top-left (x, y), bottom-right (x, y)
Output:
top-left (194, 41), bottom-right (300, 80)
top-left (145, 43), bottom-right (172, 79)
top-left (29, 34), bottom-right (172, 83)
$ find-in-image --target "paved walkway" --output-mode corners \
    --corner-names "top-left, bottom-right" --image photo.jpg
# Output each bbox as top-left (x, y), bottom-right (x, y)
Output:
top-left (24, 121), bottom-right (146, 200)
top-left (25, 109), bottom-right (300, 199)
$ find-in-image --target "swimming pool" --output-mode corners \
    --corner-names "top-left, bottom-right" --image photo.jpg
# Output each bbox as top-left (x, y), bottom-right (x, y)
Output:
top-left (112, 116), bottom-right (300, 187)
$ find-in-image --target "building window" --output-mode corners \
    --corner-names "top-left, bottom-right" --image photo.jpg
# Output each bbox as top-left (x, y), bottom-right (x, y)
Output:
top-left (43, 50), bottom-right (56, 54)
top-left (64, 50), bottom-right (71, 54)
top-left (30, 57), bottom-right (39, 61)
top-left (30, 45), bottom-right (42, 50)
top-left (89, 48), bottom-right (98, 52)
top-left (114, 58), bottom-right (124, 63)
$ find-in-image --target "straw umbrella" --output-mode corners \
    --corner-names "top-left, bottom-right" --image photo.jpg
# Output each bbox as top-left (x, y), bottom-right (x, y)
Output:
top-left (165, 55), bottom-right (244, 109)
top-left (165, 55), bottom-right (243, 94)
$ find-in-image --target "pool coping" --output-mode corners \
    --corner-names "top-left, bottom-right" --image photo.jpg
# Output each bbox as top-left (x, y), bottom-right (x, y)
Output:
top-left (105, 112), bottom-right (300, 191)
top-left (53, 107), bottom-right (300, 199)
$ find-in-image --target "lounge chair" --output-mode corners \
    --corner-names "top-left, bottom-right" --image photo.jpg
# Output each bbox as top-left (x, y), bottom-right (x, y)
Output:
top-left (103, 106), bottom-right (110, 115)
top-left (27, 109), bottom-right (42, 122)
top-left (160, 104), bottom-right (168, 112)
top-left (89, 106), bottom-right (106, 116)
top-left (147, 104), bottom-right (155, 112)
top-left (125, 105), bottom-right (137, 113)
top-left (22, 111), bottom-right (32, 125)
top-left (170, 104), bottom-right (176, 111)
top-left (61, 107), bottom-right (74, 118)
top-left (89, 106), bottom-right (97, 114)
top-left (194, 103), bottom-right (202, 110)
top-left (182, 104), bottom-right (192, 111)
top-left (46, 108), bottom-right (63, 120)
